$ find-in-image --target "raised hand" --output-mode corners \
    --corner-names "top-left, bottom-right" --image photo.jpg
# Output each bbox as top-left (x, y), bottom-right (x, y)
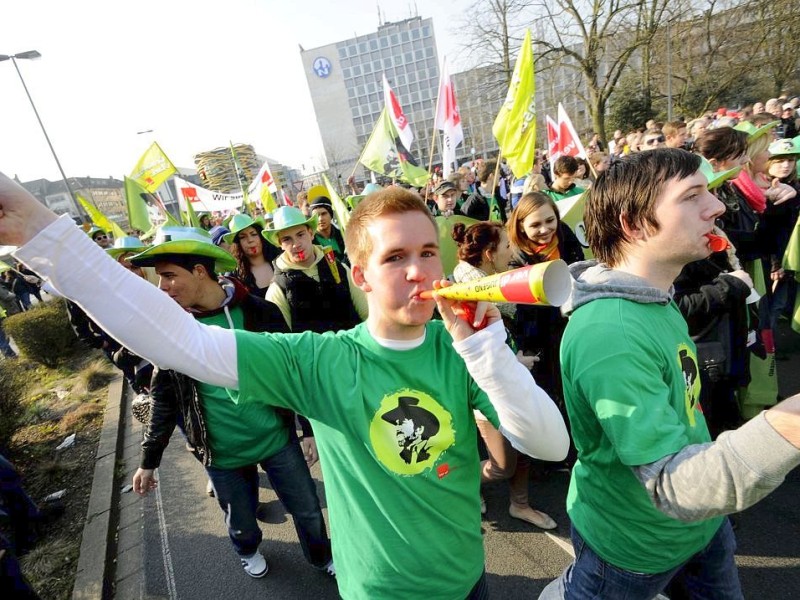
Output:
top-left (0, 172), bottom-right (59, 247)
top-left (433, 279), bottom-right (502, 342)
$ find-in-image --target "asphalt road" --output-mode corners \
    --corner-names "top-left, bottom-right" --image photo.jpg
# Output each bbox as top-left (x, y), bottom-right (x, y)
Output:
top-left (118, 321), bottom-right (800, 599)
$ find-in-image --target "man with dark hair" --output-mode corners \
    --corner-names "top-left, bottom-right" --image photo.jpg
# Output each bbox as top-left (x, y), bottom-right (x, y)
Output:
top-left (541, 156), bottom-right (585, 203)
top-left (461, 159), bottom-right (507, 222)
top-left (0, 175), bottom-right (569, 599)
top-left (540, 148), bottom-right (800, 599)
top-left (128, 226), bottom-right (334, 580)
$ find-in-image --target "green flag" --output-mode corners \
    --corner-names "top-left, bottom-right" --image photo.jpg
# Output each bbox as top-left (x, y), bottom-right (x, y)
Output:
top-left (782, 215), bottom-right (800, 333)
top-left (123, 176), bottom-right (154, 233)
top-left (322, 174), bottom-right (352, 232)
top-left (359, 108), bottom-right (429, 187)
top-left (77, 194), bottom-right (127, 239)
top-left (492, 29), bottom-right (536, 179)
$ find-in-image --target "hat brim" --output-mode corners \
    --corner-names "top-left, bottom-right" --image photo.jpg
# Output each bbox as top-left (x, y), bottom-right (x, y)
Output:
top-left (262, 214), bottom-right (319, 247)
top-left (129, 240), bottom-right (237, 272)
top-left (106, 246), bottom-right (149, 260)
top-left (223, 216), bottom-right (266, 245)
top-left (706, 165), bottom-right (742, 189)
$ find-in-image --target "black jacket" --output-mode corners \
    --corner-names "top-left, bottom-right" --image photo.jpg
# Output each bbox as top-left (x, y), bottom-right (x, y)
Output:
top-left (140, 277), bottom-right (306, 470)
top-left (462, 187), bottom-right (507, 223)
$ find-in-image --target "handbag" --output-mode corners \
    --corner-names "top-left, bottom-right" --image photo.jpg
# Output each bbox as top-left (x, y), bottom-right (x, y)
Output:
top-left (692, 314), bottom-right (731, 383)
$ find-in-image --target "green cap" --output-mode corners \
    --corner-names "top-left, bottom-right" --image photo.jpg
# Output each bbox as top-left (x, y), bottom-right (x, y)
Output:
top-left (87, 225), bottom-right (108, 239)
top-left (734, 120), bottom-right (779, 141)
top-left (106, 236), bottom-right (149, 260)
top-left (262, 206), bottom-right (318, 247)
top-left (698, 156), bottom-right (742, 190)
top-left (362, 183), bottom-right (383, 195)
top-left (130, 226), bottom-right (236, 272)
top-left (768, 137), bottom-right (800, 157)
top-left (223, 213), bottom-right (264, 245)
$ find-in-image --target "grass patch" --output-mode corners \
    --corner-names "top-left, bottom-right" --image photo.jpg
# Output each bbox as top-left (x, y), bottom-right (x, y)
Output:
top-left (20, 537), bottom-right (80, 600)
top-left (59, 403), bottom-right (103, 434)
top-left (75, 358), bottom-right (116, 394)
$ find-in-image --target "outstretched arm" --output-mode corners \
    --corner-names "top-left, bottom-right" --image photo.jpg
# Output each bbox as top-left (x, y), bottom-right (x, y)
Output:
top-left (1, 173), bottom-right (238, 388)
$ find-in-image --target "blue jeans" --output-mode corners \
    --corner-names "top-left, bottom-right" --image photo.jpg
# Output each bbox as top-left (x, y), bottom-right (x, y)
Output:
top-left (0, 324), bottom-right (15, 357)
top-left (539, 520), bottom-right (743, 599)
top-left (0, 454), bottom-right (41, 554)
top-left (205, 441), bottom-right (331, 567)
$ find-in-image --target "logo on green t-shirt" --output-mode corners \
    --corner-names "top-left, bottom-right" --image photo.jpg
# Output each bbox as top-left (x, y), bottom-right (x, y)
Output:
top-left (370, 389), bottom-right (455, 476)
top-left (678, 343), bottom-right (702, 427)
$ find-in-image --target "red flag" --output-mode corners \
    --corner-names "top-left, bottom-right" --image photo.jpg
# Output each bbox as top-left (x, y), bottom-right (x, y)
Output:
top-left (546, 115), bottom-right (560, 161)
top-left (383, 74), bottom-right (414, 151)
top-left (557, 103), bottom-right (587, 159)
top-left (434, 57), bottom-right (464, 178)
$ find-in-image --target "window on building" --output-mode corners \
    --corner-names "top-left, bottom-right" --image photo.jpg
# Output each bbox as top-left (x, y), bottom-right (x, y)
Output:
top-left (383, 57), bottom-right (393, 68)
top-left (338, 47), bottom-right (347, 59)
top-left (380, 37), bottom-right (388, 49)
top-left (408, 71), bottom-right (417, 83)
top-left (370, 102), bottom-right (379, 113)
top-left (367, 82), bottom-right (376, 94)
top-left (359, 42), bottom-right (368, 53)
top-left (349, 97), bottom-right (358, 108)
top-left (353, 65), bottom-right (361, 76)
top-left (401, 31), bottom-right (410, 42)
top-left (348, 45), bottom-right (357, 56)
top-left (404, 52), bottom-right (413, 63)
top-left (346, 79), bottom-right (355, 90)
top-left (397, 74), bottom-right (406, 85)
top-left (390, 34), bottom-right (399, 45)
top-left (410, 82), bottom-right (420, 93)
top-left (418, 68), bottom-right (427, 80)
top-left (370, 39), bottom-right (378, 51)
top-left (411, 28), bottom-right (420, 40)
top-left (364, 63), bottom-right (372, 74)
top-left (343, 68), bottom-right (351, 78)
top-left (351, 107), bottom-right (359, 119)
top-left (357, 85), bottom-right (365, 96)
top-left (425, 46), bottom-right (434, 58)
top-left (427, 57), bottom-right (437, 70)
top-left (422, 25), bottom-right (431, 37)
top-left (369, 92), bottom-right (378, 102)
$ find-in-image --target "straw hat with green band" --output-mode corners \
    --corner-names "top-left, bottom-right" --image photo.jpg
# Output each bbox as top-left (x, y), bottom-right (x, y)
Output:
top-left (223, 213), bottom-right (265, 245)
top-left (106, 236), bottom-right (150, 260)
top-left (768, 137), bottom-right (800, 157)
top-left (262, 206), bottom-right (318, 247)
top-left (129, 226), bottom-right (237, 272)
top-left (698, 156), bottom-right (742, 190)
top-left (734, 120), bottom-right (779, 141)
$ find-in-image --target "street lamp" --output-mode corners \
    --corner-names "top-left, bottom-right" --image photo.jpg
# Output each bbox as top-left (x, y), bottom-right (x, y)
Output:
top-left (0, 50), bottom-right (80, 214)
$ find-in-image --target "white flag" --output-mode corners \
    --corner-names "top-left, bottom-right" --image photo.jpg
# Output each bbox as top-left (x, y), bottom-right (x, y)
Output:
top-left (434, 57), bottom-right (464, 178)
top-left (383, 74), bottom-right (414, 151)
top-left (557, 103), bottom-right (588, 160)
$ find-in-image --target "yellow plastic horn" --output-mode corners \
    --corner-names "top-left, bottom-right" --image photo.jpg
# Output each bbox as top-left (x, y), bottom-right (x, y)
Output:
top-left (422, 260), bottom-right (572, 306)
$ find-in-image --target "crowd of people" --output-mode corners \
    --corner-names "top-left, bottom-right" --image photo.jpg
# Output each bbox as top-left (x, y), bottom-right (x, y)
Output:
top-left (2, 95), bottom-right (800, 599)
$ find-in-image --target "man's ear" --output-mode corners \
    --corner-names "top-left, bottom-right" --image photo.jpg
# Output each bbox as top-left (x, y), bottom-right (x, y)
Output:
top-left (351, 264), bottom-right (372, 293)
top-left (619, 212), bottom-right (645, 241)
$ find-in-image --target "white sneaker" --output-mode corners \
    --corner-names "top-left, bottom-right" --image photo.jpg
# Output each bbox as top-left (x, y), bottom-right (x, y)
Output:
top-left (240, 552), bottom-right (269, 578)
top-left (206, 479), bottom-right (215, 498)
top-left (323, 560), bottom-right (336, 577)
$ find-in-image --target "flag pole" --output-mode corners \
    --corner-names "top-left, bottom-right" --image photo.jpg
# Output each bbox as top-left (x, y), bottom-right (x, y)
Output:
top-left (351, 108), bottom-right (385, 183)
top-left (424, 67), bottom-right (445, 202)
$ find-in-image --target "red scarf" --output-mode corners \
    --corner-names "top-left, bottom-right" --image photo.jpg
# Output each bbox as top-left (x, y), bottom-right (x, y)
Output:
top-left (731, 169), bottom-right (767, 214)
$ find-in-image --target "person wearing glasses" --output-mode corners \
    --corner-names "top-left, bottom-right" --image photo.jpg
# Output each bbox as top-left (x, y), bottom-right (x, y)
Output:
top-left (88, 226), bottom-right (112, 249)
top-left (641, 129), bottom-right (667, 151)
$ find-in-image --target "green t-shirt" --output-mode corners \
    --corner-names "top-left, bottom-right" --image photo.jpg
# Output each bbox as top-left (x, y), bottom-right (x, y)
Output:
top-left (195, 308), bottom-right (288, 470)
top-left (542, 185), bottom-right (585, 203)
top-left (234, 321), bottom-right (498, 600)
top-left (560, 298), bottom-right (722, 573)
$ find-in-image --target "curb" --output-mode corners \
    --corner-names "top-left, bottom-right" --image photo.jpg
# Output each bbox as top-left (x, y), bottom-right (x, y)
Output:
top-left (71, 375), bottom-right (126, 600)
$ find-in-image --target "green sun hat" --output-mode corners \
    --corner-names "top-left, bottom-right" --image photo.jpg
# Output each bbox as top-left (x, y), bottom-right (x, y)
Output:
top-left (362, 182), bottom-right (383, 195)
top-left (698, 156), bottom-right (742, 190)
top-left (262, 206), bottom-right (318, 247)
top-left (106, 236), bottom-right (150, 260)
top-left (223, 213), bottom-right (265, 245)
top-left (129, 226), bottom-right (236, 272)
top-left (768, 137), bottom-right (800, 157)
top-left (734, 120), bottom-right (779, 141)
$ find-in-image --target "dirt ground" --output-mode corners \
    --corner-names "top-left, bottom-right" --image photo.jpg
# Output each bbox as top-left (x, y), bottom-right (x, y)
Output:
top-left (4, 349), bottom-right (114, 599)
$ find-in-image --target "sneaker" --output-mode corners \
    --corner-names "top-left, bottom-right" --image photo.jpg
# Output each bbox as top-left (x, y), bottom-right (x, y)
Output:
top-left (323, 560), bottom-right (336, 577)
top-left (206, 479), bottom-right (215, 498)
top-left (480, 494), bottom-right (487, 515)
top-left (240, 552), bottom-right (269, 578)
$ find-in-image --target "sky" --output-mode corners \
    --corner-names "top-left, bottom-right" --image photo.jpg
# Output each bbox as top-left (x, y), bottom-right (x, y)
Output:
top-left (0, 0), bottom-right (475, 183)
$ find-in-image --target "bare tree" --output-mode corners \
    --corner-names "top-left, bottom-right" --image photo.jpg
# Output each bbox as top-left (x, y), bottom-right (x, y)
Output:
top-left (752, 0), bottom-right (800, 96)
top-left (456, 0), bottom-right (536, 88)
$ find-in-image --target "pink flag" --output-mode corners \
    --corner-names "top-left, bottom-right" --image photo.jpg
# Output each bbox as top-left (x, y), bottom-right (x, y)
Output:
top-left (546, 115), bottom-right (561, 161)
top-left (383, 74), bottom-right (414, 151)
top-left (434, 58), bottom-right (464, 178)
top-left (557, 103), bottom-right (587, 159)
